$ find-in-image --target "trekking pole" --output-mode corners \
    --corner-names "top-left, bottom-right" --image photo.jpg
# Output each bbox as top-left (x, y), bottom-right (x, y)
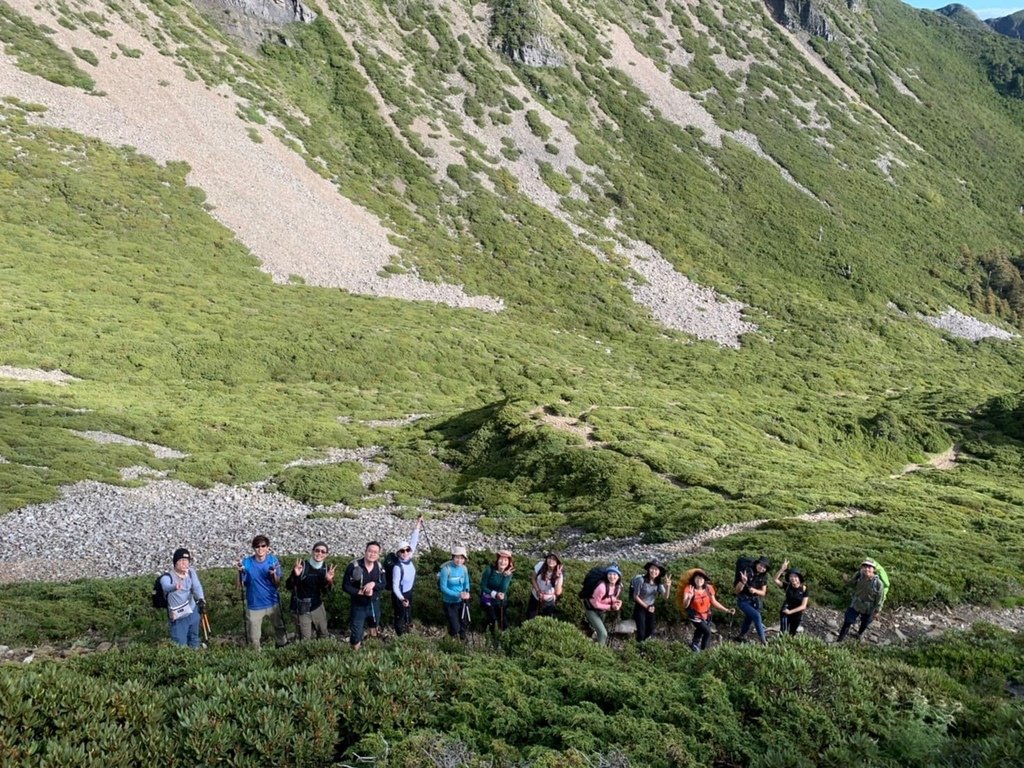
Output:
top-left (201, 612), bottom-right (211, 641)
top-left (419, 517), bottom-right (436, 553)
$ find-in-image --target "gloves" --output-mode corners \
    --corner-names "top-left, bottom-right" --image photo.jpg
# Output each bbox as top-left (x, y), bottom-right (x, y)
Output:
top-left (197, 599), bottom-right (207, 615)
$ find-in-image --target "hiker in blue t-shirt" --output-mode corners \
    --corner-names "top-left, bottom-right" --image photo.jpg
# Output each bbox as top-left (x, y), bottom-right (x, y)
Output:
top-left (235, 535), bottom-right (288, 649)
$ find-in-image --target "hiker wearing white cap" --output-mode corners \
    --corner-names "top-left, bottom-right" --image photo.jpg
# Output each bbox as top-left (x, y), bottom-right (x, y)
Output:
top-left (438, 546), bottom-right (472, 639)
top-left (837, 559), bottom-right (884, 642)
top-left (388, 517), bottom-right (423, 636)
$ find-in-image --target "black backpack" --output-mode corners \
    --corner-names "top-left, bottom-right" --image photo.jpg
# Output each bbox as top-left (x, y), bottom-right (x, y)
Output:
top-left (734, 556), bottom-right (755, 586)
top-left (151, 572), bottom-right (170, 609)
top-left (383, 552), bottom-right (408, 591)
top-left (579, 564), bottom-right (617, 601)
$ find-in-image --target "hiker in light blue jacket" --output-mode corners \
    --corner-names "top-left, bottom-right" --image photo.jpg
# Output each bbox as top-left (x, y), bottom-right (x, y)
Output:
top-left (438, 546), bottom-right (472, 639)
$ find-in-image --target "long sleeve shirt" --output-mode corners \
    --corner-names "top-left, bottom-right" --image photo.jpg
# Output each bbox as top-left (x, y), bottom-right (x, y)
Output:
top-left (392, 525), bottom-right (422, 600)
top-left (438, 561), bottom-right (470, 604)
top-left (480, 566), bottom-right (512, 605)
top-left (343, 558), bottom-right (384, 606)
top-left (160, 567), bottom-right (204, 619)
top-left (588, 581), bottom-right (621, 612)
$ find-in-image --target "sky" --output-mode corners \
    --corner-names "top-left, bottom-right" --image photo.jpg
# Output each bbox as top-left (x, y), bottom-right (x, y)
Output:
top-left (906, 0), bottom-right (1023, 20)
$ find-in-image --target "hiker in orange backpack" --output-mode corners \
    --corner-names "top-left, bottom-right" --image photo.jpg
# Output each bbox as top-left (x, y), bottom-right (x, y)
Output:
top-left (680, 569), bottom-right (734, 651)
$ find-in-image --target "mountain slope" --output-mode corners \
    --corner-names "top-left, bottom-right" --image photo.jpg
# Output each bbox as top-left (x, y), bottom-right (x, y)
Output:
top-left (1, 0), bottom-right (1024, 605)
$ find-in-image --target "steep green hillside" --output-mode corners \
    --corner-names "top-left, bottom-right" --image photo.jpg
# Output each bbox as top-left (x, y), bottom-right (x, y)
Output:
top-left (1, 0), bottom-right (1024, 604)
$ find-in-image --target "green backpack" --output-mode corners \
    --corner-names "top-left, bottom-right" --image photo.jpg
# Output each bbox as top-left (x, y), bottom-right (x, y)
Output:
top-left (865, 559), bottom-right (890, 610)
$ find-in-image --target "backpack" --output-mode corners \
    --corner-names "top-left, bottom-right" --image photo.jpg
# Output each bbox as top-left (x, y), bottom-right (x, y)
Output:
top-left (581, 565), bottom-right (618, 602)
top-left (383, 552), bottom-right (408, 591)
top-left (686, 584), bottom-right (715, 620)
top-left (867, 559), bottom-right (890, 610)
top-left (151, 572), bottom-right (170, 609)
top-left (734, 555), bottom-right (755, 586)
top-left (628, 574), bottom-right (642, 605)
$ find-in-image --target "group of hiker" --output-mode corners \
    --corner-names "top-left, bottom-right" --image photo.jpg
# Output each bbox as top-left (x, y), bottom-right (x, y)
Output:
top-left (157, 525), bottom-right (888, 651)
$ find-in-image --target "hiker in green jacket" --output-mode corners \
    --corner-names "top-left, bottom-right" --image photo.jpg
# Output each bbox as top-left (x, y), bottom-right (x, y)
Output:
top-left (480, 549), bottom-right (514, 633)
top-left (837, 559), bottom-right (885, 642)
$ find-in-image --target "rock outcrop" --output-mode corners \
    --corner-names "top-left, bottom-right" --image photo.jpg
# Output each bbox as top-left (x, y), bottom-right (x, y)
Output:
top-left (765, 0), bottom-right (834, 41)
top-left (192, 0), bottom-right (316, 47)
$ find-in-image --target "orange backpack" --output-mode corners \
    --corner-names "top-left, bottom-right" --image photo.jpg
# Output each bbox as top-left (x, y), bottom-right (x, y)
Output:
top-left (683, 584), bottom-right (714, 620)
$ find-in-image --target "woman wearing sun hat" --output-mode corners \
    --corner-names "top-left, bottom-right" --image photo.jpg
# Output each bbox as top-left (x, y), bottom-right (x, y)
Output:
top-left (480, 549), bottom-right (515, 633)
top-left (629, 559), bottom-right (672, 642)
top-left (773, 559), bottom-right (809, 636)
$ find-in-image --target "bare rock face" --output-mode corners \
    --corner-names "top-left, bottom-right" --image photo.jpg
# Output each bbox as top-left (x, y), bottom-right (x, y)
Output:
top-left (508, 36), bottom-right (565, 68)
top-left (192, 0), bottom-right (316, 47)
top-left (765, 0), bottom-right (834, 41)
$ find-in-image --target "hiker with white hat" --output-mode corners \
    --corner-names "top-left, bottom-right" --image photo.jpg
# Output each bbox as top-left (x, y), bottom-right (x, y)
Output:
top-left (387, 517), bottom-right (423, 637)
top-left (438, 545), bottom-right (472, 639)
top-left (837, 558), bottom-right (885, 642)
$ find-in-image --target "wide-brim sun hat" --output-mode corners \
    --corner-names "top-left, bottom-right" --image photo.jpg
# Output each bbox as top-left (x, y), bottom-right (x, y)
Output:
top-left (861, 558), bottom-right (876, 568)
top-left (497, 549), bottom-right (513, 558)
top-left (451, 546), bottom-right (468, 557)
top-left (396, 541), bottom-right (411, 552)
top-left (644, 559), bottom-right (665, 572)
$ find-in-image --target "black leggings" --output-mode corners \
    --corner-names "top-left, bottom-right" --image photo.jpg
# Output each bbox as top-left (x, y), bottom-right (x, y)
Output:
top-left (690, 618), bottom-right (712, 650)
top-left (444, 601), bottom-right (469, 638)
top-left (527, 595), bottom-right (557, 620)
top-left (483, 600), bottom-right (509, 631)
top-left (780, 610), bottom-right (803, 636)
top-left (633, 605), bottom-right (656, 641)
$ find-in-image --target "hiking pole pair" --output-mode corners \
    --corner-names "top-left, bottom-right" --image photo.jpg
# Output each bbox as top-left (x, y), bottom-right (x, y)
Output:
top-left (200, 612), bottom-right (211, 641)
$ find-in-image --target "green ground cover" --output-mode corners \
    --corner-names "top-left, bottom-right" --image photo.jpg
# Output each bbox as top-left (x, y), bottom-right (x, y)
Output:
top-left (1, 0), bottom-right (1023, 610)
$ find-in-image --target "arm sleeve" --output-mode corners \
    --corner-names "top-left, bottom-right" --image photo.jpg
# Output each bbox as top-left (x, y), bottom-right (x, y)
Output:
top-left (438, 564), bottom-right (459, 600)
top-left (409, 526), bottom-right (421, 555)
top-left (160, 573), bottom-right (174, 595)
top-left (190, 568), bottom-right (205, 602)
top-left (631, 576), bottom-right (644, 602)
top-left (590, 582), bottom-right (611, 610)
top-left (392, 564), bottom-right (405, 600)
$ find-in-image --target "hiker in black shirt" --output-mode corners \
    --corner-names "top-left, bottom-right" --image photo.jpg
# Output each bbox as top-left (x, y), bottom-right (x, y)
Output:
top-left (773, 560), bottom-right (808, 636)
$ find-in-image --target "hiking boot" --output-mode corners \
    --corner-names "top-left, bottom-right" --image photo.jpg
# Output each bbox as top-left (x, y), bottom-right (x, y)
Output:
top-left (689, 643), bottom-right (700, 652)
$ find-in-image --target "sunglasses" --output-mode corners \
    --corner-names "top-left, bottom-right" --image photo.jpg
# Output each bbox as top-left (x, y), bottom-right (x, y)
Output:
top-left (254, 544), bottom-right (269, 550)
top-left (399, 548), bottom-right (411, 553)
